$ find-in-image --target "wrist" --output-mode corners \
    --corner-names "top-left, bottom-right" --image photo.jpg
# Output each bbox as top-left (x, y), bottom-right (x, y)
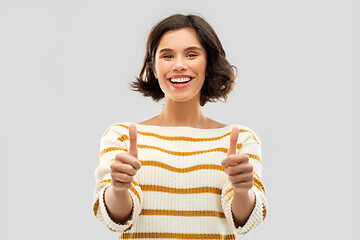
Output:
top-left (234, 188), bottom-right (254, 199)
top-left (107, 184), bottom-right (129, 197)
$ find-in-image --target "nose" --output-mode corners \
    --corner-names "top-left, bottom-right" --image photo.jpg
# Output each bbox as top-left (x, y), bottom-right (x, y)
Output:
top-left (172, 57), bottom-right (187, 71)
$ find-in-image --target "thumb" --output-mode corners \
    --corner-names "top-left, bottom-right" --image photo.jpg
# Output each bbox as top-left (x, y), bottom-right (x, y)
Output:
top-left (227, 126), bottom-right (239, 156)
top-left (128, 124), bottom-right (138, 158)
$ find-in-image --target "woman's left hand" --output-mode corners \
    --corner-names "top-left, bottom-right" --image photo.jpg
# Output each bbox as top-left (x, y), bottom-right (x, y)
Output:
top-left (221, 127), bottom-right (254, 194)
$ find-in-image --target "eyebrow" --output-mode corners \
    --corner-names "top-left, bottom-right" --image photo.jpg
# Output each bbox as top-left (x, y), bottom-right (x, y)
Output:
top-left (158, 46), bottom-right (202, 54)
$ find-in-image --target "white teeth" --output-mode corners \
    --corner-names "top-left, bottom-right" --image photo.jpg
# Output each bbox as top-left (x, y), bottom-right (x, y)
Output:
top-left (170, 77), bottom-right (191, 83)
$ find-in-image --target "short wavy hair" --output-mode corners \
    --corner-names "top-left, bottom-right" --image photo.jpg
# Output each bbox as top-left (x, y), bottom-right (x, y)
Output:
top-left (129, 14), bottom-right (236, 106)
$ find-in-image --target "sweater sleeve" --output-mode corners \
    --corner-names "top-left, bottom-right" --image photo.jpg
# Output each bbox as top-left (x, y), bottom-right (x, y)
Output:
top-left (221, 127), bottom-right (268, 235)
top-left (93, 124), bottom-right (143, 232)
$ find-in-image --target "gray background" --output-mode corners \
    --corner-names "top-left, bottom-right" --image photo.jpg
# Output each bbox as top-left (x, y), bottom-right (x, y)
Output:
top-left (0, 0), bottom-right (358, 239)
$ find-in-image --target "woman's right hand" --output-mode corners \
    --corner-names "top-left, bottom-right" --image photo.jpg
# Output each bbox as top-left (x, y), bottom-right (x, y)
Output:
top-left (110, 124), bottom-right (141, 191)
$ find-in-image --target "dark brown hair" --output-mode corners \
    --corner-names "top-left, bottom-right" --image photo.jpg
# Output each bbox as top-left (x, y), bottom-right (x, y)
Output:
top-left (129, 13), bottom-right (236, 106)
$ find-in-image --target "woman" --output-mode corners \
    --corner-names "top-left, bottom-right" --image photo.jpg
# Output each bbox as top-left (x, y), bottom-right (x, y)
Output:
top-left (93, 14), bottom-right (268, 239)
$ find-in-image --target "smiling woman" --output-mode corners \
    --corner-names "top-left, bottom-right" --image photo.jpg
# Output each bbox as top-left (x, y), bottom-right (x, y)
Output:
top-left (154, 28), bottom-right (207, 104)
top-left (130, 14), bottom-right (236, 108)
top-left (93, 13), bottom-right (268, 240)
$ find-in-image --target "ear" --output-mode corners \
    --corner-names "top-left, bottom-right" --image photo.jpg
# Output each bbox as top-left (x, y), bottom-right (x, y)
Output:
top-left (153, 68), bottom-right (157, 79)
top-left (151, 63), bottom-right (157, 79)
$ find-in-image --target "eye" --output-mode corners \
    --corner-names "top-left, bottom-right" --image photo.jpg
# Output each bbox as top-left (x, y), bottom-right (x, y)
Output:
top-left (162, 54), bottom-right (173, 59)
top-left (187, 53), bottom-right (197, 58)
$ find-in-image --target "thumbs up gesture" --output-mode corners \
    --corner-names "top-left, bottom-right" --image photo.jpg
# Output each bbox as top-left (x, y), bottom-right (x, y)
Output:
top-left (110, 124), bottom-right (141, 192)
top-left (221, 127), bottom-right (254, 194)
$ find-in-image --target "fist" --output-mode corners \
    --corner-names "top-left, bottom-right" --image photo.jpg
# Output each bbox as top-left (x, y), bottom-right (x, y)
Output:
top-left (110, 124), bottom-right (141, 191)
top-left (221, 126), bottom-right (254, 194)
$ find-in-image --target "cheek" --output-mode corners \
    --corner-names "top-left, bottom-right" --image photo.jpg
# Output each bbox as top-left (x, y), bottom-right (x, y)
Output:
top-left (191, 59), bottom-right (207, 75)
top-left (155, 60), bottom-right (172, 76)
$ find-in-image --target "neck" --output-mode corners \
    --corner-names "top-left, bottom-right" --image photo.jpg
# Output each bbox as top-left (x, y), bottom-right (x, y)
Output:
top-left (156, 96), bottom-right (208, 128)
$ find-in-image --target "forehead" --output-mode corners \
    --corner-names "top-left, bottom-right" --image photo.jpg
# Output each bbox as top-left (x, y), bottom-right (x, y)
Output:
top-left (157, 28), bottom-right (204, 52)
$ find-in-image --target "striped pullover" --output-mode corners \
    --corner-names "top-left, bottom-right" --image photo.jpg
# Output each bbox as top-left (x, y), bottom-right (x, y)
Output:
top-left (93, 122), bottom-right (268, 239)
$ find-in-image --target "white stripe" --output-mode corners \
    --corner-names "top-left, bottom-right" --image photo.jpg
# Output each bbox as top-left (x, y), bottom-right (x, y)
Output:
top-left (141, 191), bottom-right (224, 212)
top-left (137, 166), bottom-right (228, 189)
top-left (134, 215), bottom-right (233, 234)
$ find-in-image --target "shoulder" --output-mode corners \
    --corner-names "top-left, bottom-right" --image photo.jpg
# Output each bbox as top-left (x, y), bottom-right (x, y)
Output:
top-left (232, 124), bottom-right (261, 145)
top-left (101, 122), bottom-right (132, 139)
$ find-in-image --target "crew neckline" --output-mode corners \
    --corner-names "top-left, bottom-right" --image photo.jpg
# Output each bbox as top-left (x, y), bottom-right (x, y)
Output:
top-left (128, 122), bottom-right (232, 135)
top-left (135, 122), bottom-right (231, 131)
top-left (119, 122), bottom-right (236, 137)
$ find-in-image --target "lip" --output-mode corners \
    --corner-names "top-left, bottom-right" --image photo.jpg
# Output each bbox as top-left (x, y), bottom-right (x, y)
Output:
top-left (167, 75), bottom-right (194, 89)
top-left (168, 78), bottom-right (193, 89)
top-left (168, 74), bottom-right (193, 80)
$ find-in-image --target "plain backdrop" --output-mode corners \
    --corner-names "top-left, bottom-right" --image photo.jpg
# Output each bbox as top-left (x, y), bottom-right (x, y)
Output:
top-left (0, 0), bottom-right (358, 239)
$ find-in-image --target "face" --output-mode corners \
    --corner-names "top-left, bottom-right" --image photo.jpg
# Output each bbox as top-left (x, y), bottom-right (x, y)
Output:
top-left (153, 28), bottom-right (207, 104)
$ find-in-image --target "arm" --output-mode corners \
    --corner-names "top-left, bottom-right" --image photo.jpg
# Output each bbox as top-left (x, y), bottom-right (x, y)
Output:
top-left (104, 186), bottom-right (133, 224)
top-left (221, 126), bottom-right (268, 235)
top-left (93, 124), bottom-right (143, 232)
top-left (232, 189), bottom-right (256, 227)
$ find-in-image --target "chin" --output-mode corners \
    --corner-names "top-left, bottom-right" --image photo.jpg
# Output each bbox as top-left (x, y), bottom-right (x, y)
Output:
top-left (169, 94), bottom-right (201, 104)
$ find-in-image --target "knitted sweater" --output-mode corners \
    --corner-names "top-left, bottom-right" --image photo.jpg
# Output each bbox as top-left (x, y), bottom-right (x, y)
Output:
top-left (93, 122), bottom-right (268, 239)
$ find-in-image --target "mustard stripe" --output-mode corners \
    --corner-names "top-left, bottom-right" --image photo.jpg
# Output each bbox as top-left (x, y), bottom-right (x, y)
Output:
top-left (138, 144), bottom-right (230, 156)
top-left (236, 143), bottom-right (242, 150)
top-left (130, 180), bottom-right (141, 203)
top-left (123, 131), bottom-right (232, 142)
top-left (132, 180), bottom-right (139, 187)
top-left (120, 232), bottom-right (236, 239)
top-left (140, 160), bottom-right (225, 173)
top-left (140, 131), bottom-right (230, 142)
top-left (140, 184), bottom-right (221, 195)
top-left (140, 209), bottom-right (225, 218)
top-left (263, 203), bottom-right (267, 221)
top-left (97, 179), bottom-right (111, 185)
top-left (253, 172), bottom-right (266, 194)
top-left (113, 137), bottom-right (259, 162)
top-left (239, 220), bottom-right (257, 235)
top-left (226, 195), bottom-right (233, 204)
top-left (254, 176), bottom-right (266, 195)
top-left (243, 153), bottom-right (262, 164)
top-left (108, 123), bottom-right (259, 145)
top-left (124, 224), bottom-right (133, 233)
top-left (254, 182), bottom-right (262, 194)
top-left (224, 185), bottom-right (263, 199)
top-left (113, 124), bottom-right (232, 142)
top-left (106, 223), bottom-right (117, 232)
top-left (130, 186), bottom-right (141, 204)
top-left (96, 179), bottom-right (141, 203)
top-left (241, 129), bottom-right (260, 145)
top-left (112, 140), bottom-right (242, 156)
top-left (223, 187), bottom-right (233, 197)
top-left (222, 176), bottom-right (265, 198)
top-left (119, 134), bottom-right (244, 151)
top-left (100, 144), bottom-right (257, 161)
top-left (118, 135), bottom-right (129, 142)
top-left (99, 147), bottom-right (126, 157)
top-left (96, 179), bottom-right (140, 186)
top-left (103, 123), bottom-right (125, 137)
top-left (93, 199), bottom-right (99, 217)
top-left (97, 180), bottom-right (262, 196)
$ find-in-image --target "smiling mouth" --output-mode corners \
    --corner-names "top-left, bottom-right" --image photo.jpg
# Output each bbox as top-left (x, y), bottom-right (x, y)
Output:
top-left (169, 77), bottom-right (192, 84)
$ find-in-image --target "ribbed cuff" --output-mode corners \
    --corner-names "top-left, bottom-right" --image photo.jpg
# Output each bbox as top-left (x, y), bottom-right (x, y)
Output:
top-left (222, 185), bottom-right (263, 235)
top-left (97, 184), bottom-right (138, 232)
